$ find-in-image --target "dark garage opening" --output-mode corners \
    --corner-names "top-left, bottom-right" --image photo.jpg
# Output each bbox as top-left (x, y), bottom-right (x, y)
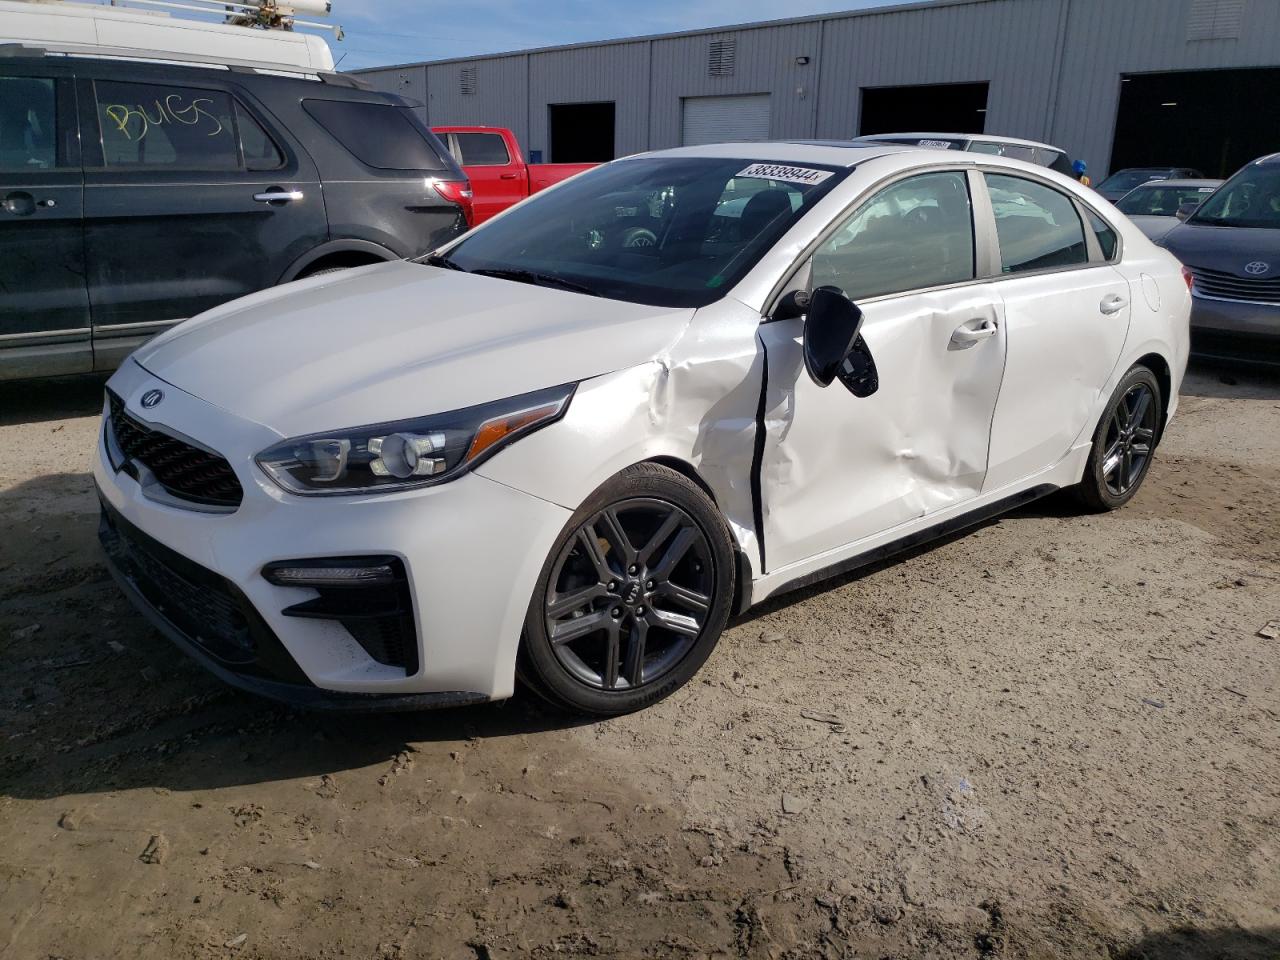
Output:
top-left (548, 102), bottom-right (616, 163)
top-left (859, 82), bottom-right (988, 137)
top-left (1111, 68), bottom-right (1280, 178)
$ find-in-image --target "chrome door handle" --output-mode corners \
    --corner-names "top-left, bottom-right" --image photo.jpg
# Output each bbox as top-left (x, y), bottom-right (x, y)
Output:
top-left (253, 190), bottom-right (304, 203)
top-left (1100, 293), bottom-right (1128, 315)
top-left (950, 318), bottom-right (999, 346)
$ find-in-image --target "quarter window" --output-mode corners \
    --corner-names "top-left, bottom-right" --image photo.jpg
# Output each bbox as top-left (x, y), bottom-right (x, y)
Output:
top-left (984, 173), bottom-right (1088, 273)
top-left (236, 102), bottom-right (284, 171)
top-left (811, 171), bottom-right (975, 300)
top-left (96, 80), bottom-right (239, 170)
top-left (454, 132), bottom-right (511, 166)
top-left (303, 99), bottom-right (449, 171)
top-left (1085, 208), bottom-right (1118, 260)
top-left (0, 76), bottom-right (61, 171)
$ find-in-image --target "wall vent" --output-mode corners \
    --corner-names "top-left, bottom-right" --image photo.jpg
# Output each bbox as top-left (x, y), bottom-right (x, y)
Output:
top-left (1187, 0), bottom-right (1244, 40)
top-left (460, 66), bottom-right (477, 95)
top-left (708, 38), bottom-right (736, 77)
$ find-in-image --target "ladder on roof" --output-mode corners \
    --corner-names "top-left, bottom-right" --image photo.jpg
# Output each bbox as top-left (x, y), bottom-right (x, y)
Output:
top-left (14, 0), bottom-right (343, 39)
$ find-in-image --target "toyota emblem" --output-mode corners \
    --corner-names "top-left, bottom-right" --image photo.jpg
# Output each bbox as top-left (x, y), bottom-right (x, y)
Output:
top-left (140, 389), bottom-right (164, 409)
top-left (1244, 261), bottom-right (1270, 276)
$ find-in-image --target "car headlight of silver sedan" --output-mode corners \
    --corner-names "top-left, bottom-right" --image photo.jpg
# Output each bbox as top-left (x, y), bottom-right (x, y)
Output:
top-left (256, 383), bottom-right (575, 495)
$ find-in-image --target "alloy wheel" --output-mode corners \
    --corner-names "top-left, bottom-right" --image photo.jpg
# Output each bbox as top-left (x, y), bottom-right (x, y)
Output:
top-left (543, 497), bottom-right (715, 691)
top-left (1101, 382), bottom-right (1157, 496)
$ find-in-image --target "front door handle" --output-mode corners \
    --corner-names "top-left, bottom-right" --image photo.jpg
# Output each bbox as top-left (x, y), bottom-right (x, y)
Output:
top-left (253, 189), bottom-right (304, 204)
top-left (498, 172), bottom-right (519, 180)
top-left (950, 318), bottom-right (999, 346)
top-left (1099, 293), bottom-right (1128, 315)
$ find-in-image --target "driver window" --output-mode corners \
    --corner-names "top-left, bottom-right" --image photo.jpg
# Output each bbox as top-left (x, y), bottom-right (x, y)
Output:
top-left (811, 171), bottom-right (975, 300)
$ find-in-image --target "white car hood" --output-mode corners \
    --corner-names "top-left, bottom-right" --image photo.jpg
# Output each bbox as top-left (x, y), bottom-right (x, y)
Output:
top-left (135, 261), bottom-right (693, 439)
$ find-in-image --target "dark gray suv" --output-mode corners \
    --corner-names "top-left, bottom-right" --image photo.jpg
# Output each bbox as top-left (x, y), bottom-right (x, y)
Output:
top-left (0, 45), bottom-right (472, 381)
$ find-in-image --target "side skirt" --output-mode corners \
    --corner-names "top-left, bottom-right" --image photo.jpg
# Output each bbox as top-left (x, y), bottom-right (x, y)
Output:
top-left (762, 483), bottom-right (1059, 601)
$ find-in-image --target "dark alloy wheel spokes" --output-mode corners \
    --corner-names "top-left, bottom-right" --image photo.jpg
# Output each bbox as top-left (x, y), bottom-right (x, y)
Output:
top-left (1101, 383), bottom-right (1157, 496)
top-left (545, 498), bottom-right (714, 692)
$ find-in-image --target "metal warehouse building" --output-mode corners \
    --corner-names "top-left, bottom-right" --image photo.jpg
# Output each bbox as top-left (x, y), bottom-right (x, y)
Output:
top-left (353, 0), bottom-right (1280, 179)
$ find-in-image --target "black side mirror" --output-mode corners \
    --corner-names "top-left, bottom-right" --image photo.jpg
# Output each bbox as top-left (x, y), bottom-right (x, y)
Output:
top-left (1175, 201), bottom-right (1198, 221)
top-left (803, 286), bottom-right (865, 388)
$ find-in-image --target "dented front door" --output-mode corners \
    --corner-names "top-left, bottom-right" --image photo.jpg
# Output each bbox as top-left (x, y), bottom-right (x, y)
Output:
top-left (756, 284), bottom-right (1008, 573)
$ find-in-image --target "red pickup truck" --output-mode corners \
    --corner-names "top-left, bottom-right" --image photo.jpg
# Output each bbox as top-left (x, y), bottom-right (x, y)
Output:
top-left (432, 126), bottom-right (598, 224)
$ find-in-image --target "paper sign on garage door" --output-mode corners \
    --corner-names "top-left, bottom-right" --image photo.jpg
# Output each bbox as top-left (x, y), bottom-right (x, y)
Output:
top-left (681, 94), bottom-right (771, 147)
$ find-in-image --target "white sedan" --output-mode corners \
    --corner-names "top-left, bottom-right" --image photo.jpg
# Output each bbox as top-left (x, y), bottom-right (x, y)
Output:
top-left (95, 142), bottom-right (1190, 715)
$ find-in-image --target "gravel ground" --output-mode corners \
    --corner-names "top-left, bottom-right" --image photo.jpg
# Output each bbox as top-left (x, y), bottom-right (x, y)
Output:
top-left (1, 361), bottom-right (1277, 959)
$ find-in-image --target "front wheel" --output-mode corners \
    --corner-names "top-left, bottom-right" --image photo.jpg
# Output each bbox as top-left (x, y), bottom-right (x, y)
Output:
top-left (1074, 366), bottom-right (1163, 511)
top-left (519, 463), bottom-right (735, 716)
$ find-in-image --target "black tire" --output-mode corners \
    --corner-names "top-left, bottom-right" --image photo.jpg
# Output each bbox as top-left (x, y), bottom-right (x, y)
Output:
top-left (297, 265), bottom-right (351, 279)
top-left (1074, 365), bottom-right (1163, 512)
top-left (519, 462), bottom-right (735, 717)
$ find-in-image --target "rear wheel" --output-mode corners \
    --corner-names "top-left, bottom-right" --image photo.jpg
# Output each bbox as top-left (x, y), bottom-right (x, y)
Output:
top-left (1074, 365), bottom-right (1163, 511)
top-left (519, 463), bottom-right (734, 716)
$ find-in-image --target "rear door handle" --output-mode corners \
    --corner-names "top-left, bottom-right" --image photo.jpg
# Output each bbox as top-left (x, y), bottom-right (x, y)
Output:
top-left (950, 318), bottom-right (999, 346)
top-left (253, 190), bottom-right (304, 203)
top-left (1100, 293), bottom-right (1128, 315)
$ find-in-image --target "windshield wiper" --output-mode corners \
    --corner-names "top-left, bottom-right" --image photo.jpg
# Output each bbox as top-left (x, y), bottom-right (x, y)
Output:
top-left (423, 252), bottom-right (464, 270)
top-left (469, 268), bottom-right (601, 298)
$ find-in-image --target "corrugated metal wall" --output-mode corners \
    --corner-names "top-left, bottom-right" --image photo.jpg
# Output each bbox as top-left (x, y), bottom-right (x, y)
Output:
top-left (353, 0), bottom-right (1280, 176)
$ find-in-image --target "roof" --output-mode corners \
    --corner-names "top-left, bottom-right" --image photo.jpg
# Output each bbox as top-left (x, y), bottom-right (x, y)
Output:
top-left (1125, 179), bottom-right (1223, 189)
top-left (852, 132), bottom-right (1062, 151)
top-left (626, 141), bottom-right (910, 167)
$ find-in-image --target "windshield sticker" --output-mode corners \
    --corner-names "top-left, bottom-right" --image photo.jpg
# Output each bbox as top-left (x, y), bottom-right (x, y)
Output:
top-left (735, 163), bottom-right (833, 186)
top-left (1198, 187), bottom-right (1215, 192)
top-left (916, 139), bottom-right (955, 148)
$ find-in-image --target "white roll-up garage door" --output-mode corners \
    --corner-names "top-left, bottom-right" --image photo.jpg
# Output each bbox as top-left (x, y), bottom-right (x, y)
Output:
top-left (681, 94), bottom-right (771, 146)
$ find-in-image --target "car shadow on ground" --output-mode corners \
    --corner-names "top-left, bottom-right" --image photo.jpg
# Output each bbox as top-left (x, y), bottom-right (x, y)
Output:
top-left (0, 466), bottom-right (594, 801)
top-left (1118, 926), bottom-right (1280, 960)
top-left (1182, 356), bottom-right (1280, 400)
top-left (0, 372), bottom-right (110, 426)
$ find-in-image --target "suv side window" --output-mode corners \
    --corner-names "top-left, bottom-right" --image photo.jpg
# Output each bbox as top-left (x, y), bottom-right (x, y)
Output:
top-left (984, 173), bottom-right (1088, 274)
top-left (95, 80), bottom-right (240, 170)
top-left (454, 132), bottom-right (510, 166)
top-left (811, 171), bottom-right (975, 300)
top-left (236, 102), bottom-right (284, 171)
top-left (0, 76), bottom-right (62, 171)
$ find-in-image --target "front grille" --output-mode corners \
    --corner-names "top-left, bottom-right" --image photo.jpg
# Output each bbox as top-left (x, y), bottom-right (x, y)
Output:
top-left (99, 499), bottom-right (313, 685)
top-left (1190, 266), bottom-right (1280, 305)
top-left (107, 391), bottom-right (244, 509)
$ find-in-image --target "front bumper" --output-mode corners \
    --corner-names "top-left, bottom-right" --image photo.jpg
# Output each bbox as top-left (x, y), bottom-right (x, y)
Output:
top-left (95, 360), bottom-right (573, 706)
top-left (1189, 293), bottom-right (1280, 364)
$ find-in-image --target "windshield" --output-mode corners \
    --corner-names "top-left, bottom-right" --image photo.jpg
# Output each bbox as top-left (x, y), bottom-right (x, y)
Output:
top-left (1117, 183), bottom-right (1217, 217)
top-left (431, 157), bottom-right (847, 307)
top-left (1189, 164), bottom-right (1280, 229)
top-left (1098, 169), bottom-right (1170, 192)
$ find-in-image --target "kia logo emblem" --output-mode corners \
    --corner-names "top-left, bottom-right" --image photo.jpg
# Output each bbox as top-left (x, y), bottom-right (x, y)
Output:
top-left (1244, 261), bottom-right (1270, 276)
top-left (624, 583), bottom-right (641, 603)
top-left (140, 389), bottom-right (164, 409)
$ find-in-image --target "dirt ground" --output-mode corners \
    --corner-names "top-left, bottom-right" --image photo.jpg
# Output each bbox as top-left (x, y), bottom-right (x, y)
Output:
top-left (1, 361), bottom-right (1277, 960)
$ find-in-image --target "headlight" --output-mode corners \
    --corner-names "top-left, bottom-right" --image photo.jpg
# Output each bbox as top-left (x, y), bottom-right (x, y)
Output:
top-left (256, 383), bottom-right (575, 495)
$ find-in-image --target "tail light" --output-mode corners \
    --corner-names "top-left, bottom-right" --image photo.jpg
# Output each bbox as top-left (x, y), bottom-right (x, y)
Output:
top-left (432, 179), bottom-right (474, 227)
top-left (1181, 265), bottom-right (1194, 292)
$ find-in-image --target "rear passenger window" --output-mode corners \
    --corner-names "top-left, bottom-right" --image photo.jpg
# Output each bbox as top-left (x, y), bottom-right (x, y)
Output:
top-left (1085, 209), bottom-right (1118, 260)
top-left (0, 75), bottom-right (62, 171)
top-left (811, 171), bottom-right (975, 300)
top-left (984, 174), bottom-right (1088, 274)
top-left (96, 80), bottom-right (239, 170)
top-left (303, 100), bottom-right (448, 171)
top-left (454, 132), bottom-right (511, 166)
